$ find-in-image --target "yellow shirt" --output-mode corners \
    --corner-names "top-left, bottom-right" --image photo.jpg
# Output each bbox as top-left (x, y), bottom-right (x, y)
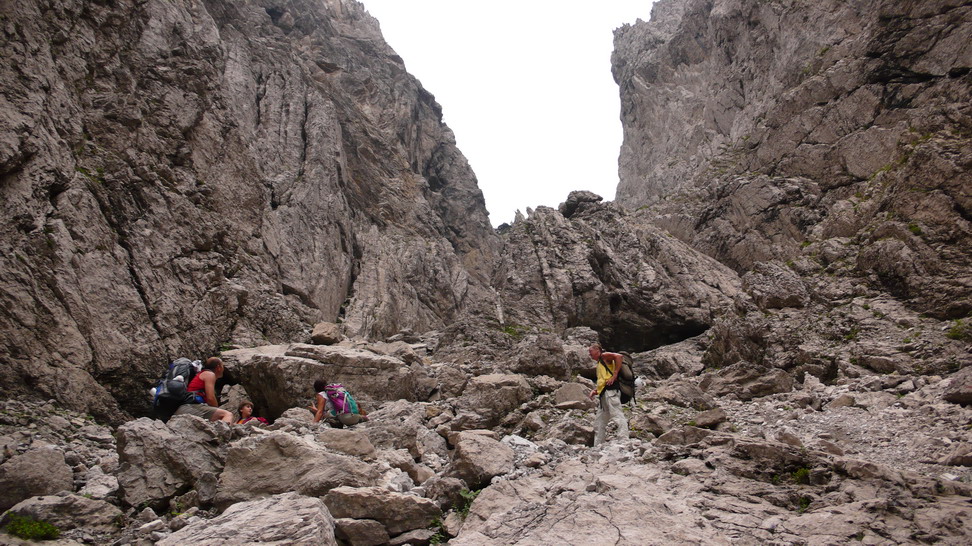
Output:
top-left (595, 357), bottom-right (618, 395)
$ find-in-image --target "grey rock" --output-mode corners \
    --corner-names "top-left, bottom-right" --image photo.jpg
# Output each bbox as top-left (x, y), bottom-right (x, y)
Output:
top-left (552, 383), bottom-right (595, 410)
top-left (323, 486), bottom-right (441, 536)
top-left (0, 447), bottom-right (74, 511)
top-left (311, 322), bottom-right (344, 345)
top-left (334, 518), bottom-right (389, 546)
top-left (158, 492), bottom-right (336, 546)
top-left (215, 431), bottom-right (379, 509)
top-left (448, 432), bottom-right (515, 490)
top-left (116, 417), bottom-right (229, 509)
top-left (4, 493), bottom-right (123, 533)
top-left (943, 366), bottom-right (972, 405)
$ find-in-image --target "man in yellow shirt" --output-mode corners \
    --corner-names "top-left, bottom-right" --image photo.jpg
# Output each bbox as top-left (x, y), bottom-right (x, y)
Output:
top-left (587, 343), bottom-right (630, 446)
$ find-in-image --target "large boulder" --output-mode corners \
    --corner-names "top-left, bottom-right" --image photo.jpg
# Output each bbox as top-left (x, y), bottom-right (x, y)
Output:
top-left (215, 431), bottom-right (379, 508)
top-left (452, 374), bottom-right (533, 429)
top-left (2, 493), bottom-right (123, 533)
top-left (323, 486), bottom-right (441, 536)
top-left (159, 492), bottom-right (337, 545)
top-left (943, 366), bottom-right (972, 405)
top-left (0, 447), bottom-right (73, 511)
top-left (448, 431), bottom-right (515, 489)
top-left (222, 344), bottom-right (436, 419)
top-left (317, 429), bottom-right (377, 460)
top-left (510, 334), bottom-right (570, 379)
top-left (700, 364), bottom-right (796, 401)
top-left (552, 383), bottom-right (596, 410)
top-left (116, 416), bottom-right (230, 509)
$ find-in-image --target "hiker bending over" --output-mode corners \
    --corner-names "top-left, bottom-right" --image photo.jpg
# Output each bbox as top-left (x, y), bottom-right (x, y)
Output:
top-left (588, 343), bottom-right (629, 446)
top-left (310, 379), bottom-right (368, 427)
top-left (236, 401), bottom-right (268, 425)
top-left (174, 357), bottom-right (233, 423)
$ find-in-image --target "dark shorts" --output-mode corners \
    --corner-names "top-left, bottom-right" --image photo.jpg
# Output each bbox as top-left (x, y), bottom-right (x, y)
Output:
top-left (174, 403), bottom-right (220, 420)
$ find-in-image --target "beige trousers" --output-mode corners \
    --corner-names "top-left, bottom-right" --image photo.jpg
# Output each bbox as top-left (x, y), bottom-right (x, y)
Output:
top-left (594, 389), bottom-right (629, 446)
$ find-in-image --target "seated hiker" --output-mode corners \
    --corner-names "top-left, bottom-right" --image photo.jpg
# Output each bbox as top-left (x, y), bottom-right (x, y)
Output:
top-left (309, 379), bottom-right (368, 427)
top-left (236, 400), bottom-right (268, 425)
top-left (174, 357), bottom-right (233, 423)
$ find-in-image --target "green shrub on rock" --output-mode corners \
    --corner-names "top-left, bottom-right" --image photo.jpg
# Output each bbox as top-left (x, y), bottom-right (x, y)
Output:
top-left (4, 513), bottom-right (61, 540)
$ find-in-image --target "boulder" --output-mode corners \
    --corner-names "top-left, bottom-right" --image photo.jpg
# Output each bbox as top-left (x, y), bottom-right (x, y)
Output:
top-left (424, 476), bottom-right (467, 510)
top-left (3, 493), bottom-right (123, 533)
top-left (223, 344), bottom-right (436, 419)
top-left (943, 366), bottom-right (972, 405)
top-left (511, 334), bottom-right (570, 379)
top-left (334, 518), bottom-right (389, 546)
top-left (0, 447), bottom-right (73, 511)
top-left (215, 431), bottom-right (378, 508)
top-left (647, 381), bottom-right (716, 409)
top-left (158, 492), bottom-right (336, 545)
top-left (629, 413), bottom-right (673, 437)
top-left (655, 426), bottom-right (714, 446)
top-left (78, 466), bottom-right (119, 500)
top-left (311, 322), bottom-right (344, 345)
top-left (693, 408), bottom-right (728, 429)
top-left (389, 528), bottom-right (437, 545)
top-left (280, 407), bottom-right (315, 423)
top-left (827, 394), bottom-right (856, 409)
top-left (318, 429), bottom-right (377, 459)
top-left (700, 365), bottom-right (795, 401)
top-left (543, 417), bottom-right (596, 446)
top-left (448, 432), bottom-right (515, 489)
top-left (323, 486), bottom-right (441, 536)
top-left (116, 416), bottom-right (230, 509)
top-left (452, 374), bottom-right (533, 429)
top-left (553, 383), bottom-right (596, 410)
top-left (939, 443), bottom-right (972, 467)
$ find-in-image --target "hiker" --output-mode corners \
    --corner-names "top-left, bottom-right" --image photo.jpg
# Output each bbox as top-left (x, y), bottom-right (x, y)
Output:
top-left (236, 401), bottom-right (268, 425)
top-left (310, 379), bottom-right (368, 427)
top-left (173, 357), bottom-right (233, 423)
top-left (587, 343), bottom-right (629, 446)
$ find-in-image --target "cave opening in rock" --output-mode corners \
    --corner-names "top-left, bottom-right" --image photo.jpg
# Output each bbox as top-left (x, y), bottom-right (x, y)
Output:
top-left (600, 320), bottom-right (709, 353)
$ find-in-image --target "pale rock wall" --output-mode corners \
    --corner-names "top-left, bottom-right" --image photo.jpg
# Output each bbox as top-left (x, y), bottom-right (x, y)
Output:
top-left (612, 0), bottom-right (972, 317)
top-left (0, 0), bottom-right (499, 420)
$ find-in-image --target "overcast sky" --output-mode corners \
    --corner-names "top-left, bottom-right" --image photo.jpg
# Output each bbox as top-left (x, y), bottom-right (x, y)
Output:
top-left (359, 1), bottom-right (655, 227)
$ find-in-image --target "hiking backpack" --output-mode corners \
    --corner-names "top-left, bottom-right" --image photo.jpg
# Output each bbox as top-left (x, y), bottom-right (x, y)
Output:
top-left (601, 353), bottom-right (636, 404)
top-left (152, 358), bottom-right (202, 417)
top-left (323, 384), bottom-right (359, 415)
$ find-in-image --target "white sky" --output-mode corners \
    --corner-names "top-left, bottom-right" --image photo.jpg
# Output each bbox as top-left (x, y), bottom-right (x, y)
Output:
top-left (358, 1), bottom-right (655, 227)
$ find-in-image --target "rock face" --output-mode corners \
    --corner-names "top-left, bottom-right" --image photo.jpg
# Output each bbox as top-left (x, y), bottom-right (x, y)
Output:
top-left (493, 198), bottom-right (743, 352)
top-left (613, 0), bottom-right (972, 320)
top-left (0, 0), bottom-right (499, 421)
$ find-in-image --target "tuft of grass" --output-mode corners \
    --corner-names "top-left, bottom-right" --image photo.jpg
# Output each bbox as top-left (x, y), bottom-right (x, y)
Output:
top-left (4, 514), bottom-right (61, 540)
top-left (946, 319), bottom-right (971, 341)
top-left (458, 488), bottom-right (481, 519)
top-left (907, 222), bottom-right (923, 236)
top-left (792, 467), bottom-right (811, 485)
top-left (500, 323), bottom-right (527, 340)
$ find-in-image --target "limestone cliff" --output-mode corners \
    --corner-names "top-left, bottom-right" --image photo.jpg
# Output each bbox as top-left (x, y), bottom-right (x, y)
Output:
top-left (0, 0), bottom-right (499, 419)
top-left (613, 0), bottom-right (971, 318)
